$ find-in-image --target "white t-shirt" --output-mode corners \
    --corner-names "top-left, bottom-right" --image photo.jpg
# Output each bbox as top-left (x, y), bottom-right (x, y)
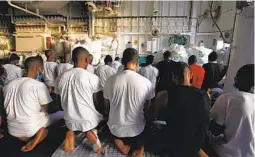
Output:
top-left (117, 65), bottom-right (124, 73)
top-left (104, 70), bottom-right (155, 137)
top-left (56, 68), bottom-right (103, 132)
top-left (210, 91), bottom-right (255, 157)
top-left (3, 77), bottom-right (52, 137)
top-left (138, 65), bottom-right (159, 87)
top-left (3, 64), bottom-right (23, 82)
top-left (117, 65), bottom-right (140, 73)
top-left (44, 61), bottom-right (58, 87)
top-left (95, 65), bottom-right (116, 87)
top-left (87, 64), bottom-right (95, 74)
top-left (111, 61), bottom-right (121, 71)
top-left (56, 63), bottom-right (73, 77)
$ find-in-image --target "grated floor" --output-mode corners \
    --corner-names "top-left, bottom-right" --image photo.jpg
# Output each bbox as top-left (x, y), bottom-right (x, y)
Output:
top-left (52, 133), bottom-right (160, 157)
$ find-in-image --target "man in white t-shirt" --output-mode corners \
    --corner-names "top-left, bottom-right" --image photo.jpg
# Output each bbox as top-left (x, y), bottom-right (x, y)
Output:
top-left (138, 55), bottom-right (158, 87)
top-left (3, 56), bottom-right (63, 152)
top-left (104, 48), bottom-right (155, 157)
top-left (86, 54), bottom-right (95, 74)
top-left (44, 50), bottom-right (58, 93)
top-left (3, 53), bottom-right (23, 82)
top-left (56, 47), bottom-right (104, 153)
top-left (210, 64), bottom-right (255, 157)
top-left (111, 57), bottom-right (121, 71)
top-left (95, 55), bottom-right (116, 87)
top-left (56, 53), bottom-right (73, 77)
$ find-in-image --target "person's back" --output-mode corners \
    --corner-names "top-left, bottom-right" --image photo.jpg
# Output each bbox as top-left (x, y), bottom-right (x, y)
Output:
top-left (158, 62), bottom-right (210, 157)
top-left (156, 51), bottom-right (176, 92)
top-left (56, 63), bottom-right (73, 77)
top-left (3, 64), bottom-right (22, 82)
top-left (202, 52), bottom-right (227, 90)
top-left (210, 64), bottom-right (255, 157)
top-left (4, 77), bottom-right (49, 137)
top-left (104, 70), bottom-right (153, 137)
top-left (95, 55), bottom-right (116, 87)
top-left (95, 65), bottom-right (116, 87)
top-left (139, 65), bottom-right (158, 87)
top-left (3, 54), bottom-right (23, 82)
top-left (104, 48), bottom-right (154, 156)
top-left (139, 55), bottom-right (158, 87)
top-left (44, 61), bottom-right (58, 87)
top-left (56, 47), bottom-right (104, 153)
top-left (165, 86), bottom-right (210, 157)
top-left (211, 91), bottom-right (254, 157)
top-left (190, 64), bottom-right (205, 89)
top-left (56, 53), bottom-right (73, 77)
top-left (57, 68), bottom-right (102, 131)
top-left (111, 59), bottom-right (121, 71)
top-left (188, 55), bottom-right (205, 89)
top-left (202, 63), bottom-right (226, 90)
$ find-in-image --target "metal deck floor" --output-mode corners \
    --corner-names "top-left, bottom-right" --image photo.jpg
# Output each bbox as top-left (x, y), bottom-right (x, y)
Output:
top-left (52, 133), bottom-right (160, 157)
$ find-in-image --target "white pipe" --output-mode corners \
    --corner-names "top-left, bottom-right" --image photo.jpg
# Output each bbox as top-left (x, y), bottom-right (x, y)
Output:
top-left (8, 0), bottom-right (66, 31)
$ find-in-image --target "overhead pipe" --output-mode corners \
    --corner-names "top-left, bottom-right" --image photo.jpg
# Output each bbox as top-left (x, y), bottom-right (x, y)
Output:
top-left (95, 15), bottom-right (188, 19)
top-left (8, 0), bottom-right (66, 31)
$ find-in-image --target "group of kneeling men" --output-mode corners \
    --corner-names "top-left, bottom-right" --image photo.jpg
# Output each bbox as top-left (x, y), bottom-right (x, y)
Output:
top-left (0, 46), bottom-right (254, 157)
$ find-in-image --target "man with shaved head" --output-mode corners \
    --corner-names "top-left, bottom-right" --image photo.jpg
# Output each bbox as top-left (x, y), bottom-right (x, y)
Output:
top-left (3, 56), bottom-right (63, 152)
top-left (56, 47), bottom-right (104, 153)
top-left (104, 48), bottom-right (155, 157)
top-left (56, 53), bottom-right (73, 77)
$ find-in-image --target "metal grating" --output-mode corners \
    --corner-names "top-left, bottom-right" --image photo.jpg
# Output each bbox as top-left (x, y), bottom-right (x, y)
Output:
top-left (52, 132), bottom-right (161, 157)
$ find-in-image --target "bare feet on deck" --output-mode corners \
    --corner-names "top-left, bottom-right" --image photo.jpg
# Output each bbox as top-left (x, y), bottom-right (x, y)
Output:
top-left (87, 130), bottom-right (104, 154)
top-left (21, 128), bottom-right (48, 152)
top-left (132, 145), bottom-right (144, 157)
top-left (64, 130), bottom-right (75, 152)
top-left (198, 149), bottom-right (209, 157)
top-left (114, 138), bottom-right (130, 155)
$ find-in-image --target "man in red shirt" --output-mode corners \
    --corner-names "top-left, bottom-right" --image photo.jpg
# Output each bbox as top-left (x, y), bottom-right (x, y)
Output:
top-left (188, 55), bottom-right (205, 89)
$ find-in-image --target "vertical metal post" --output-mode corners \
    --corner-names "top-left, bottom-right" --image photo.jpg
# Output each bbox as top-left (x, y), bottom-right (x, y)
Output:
top-left (91, 12), bottom-right (95, 36)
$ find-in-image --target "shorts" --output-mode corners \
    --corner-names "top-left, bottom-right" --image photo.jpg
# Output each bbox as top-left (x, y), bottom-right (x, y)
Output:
top-left (113, 132), bottom-right (145, 150)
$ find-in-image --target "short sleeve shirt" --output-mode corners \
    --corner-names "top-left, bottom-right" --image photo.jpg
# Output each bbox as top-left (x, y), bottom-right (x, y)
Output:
top-left (44, 61), bottom-right (58, 87)
top-left (138, 65), bottom-right (159, 87)
top-left (3, 64), bottom-right (23, 82)
top-left (56, 68), bottom-right (103, 132)
top-left (104, 70), bottom-right (155, 137)
top-left (56, 63), bottom-right (73, 77)
top-left (210, 91), bottom-right (255, 157)
top-left (3, 77), bottom-right (52, 137)
top-left (95, 65), bottom-right (116, 87)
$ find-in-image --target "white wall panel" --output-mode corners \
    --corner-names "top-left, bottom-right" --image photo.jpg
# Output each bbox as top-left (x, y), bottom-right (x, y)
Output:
top-left (224, 7), bottom-right (254, 92)
top-left (95, 1), bottom-right (237, 54)
top-left (131, 1), bottom-right (139, 16)
top-left (177, 1), bottom-right (185, 16)
top-left (169, 1), bottom-right (177, 16)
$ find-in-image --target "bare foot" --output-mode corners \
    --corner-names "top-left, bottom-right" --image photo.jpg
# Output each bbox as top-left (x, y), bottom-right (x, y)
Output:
top-left (198, 149), bottom-right (209, 157)
top-left (87, 130), bottom-right (104, 154)
top-left (21, 128), bottom-right (48, 152)
top-left (114, 138), bottom-right (130, 155)
top-left (63, 130), bottom-right (75, 152)
top-left (0, 133), bottom-right (3, 139)
top-left (132, 145), bottom-right (144, 157)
